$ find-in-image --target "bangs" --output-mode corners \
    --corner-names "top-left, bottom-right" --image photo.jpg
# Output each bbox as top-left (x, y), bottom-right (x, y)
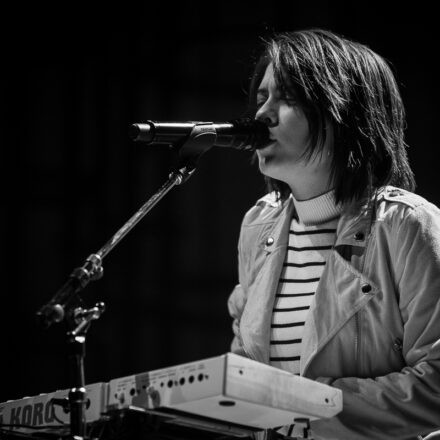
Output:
top-left (248, 45), bottom-right (329, 163)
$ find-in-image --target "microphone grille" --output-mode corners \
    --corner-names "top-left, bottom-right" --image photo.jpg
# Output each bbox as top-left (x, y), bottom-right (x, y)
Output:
top-left (229, 118), bottom-right (270, 150)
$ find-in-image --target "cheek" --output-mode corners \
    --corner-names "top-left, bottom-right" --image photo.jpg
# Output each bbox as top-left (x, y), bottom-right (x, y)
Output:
top-left (279, 106), bottom-right (310, 143)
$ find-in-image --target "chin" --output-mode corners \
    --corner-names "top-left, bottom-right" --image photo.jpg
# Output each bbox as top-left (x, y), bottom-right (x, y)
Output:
top-left (258, 160), bottom-right (284, 181)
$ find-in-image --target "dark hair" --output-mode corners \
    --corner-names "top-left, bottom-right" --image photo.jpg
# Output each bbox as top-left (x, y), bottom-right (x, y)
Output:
top-left (248, 29), bottom-right (415, 204)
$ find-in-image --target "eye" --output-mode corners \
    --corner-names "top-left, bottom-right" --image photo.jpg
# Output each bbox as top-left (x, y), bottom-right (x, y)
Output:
top-left (278, 85), bottom-right (298, 106)
top-left (280, 93), bottom-right (297, 106)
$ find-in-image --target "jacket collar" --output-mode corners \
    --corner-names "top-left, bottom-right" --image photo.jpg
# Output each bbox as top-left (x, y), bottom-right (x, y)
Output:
top-left (256, 191), bottom-right (377, 254)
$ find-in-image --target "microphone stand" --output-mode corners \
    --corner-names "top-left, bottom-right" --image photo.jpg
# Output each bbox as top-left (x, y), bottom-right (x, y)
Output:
top-left (35, 123), bottom-right (217, 440)
top-left (64, 302), bottom-right (105, 439)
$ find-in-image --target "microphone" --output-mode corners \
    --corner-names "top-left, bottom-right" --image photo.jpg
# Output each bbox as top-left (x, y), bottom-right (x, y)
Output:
top-left (129, 118), bottom-right (270, 150)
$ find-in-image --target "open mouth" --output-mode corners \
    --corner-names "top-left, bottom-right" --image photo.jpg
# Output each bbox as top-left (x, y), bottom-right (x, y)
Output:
top-left (255, 138), bottom-right (276, 150)
top-left (261, 139), bottom-right (276, 148)
top-left (256, 140), bottom-right (277, 157)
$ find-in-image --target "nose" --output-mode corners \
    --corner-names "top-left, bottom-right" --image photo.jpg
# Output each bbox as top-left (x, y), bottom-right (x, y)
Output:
top-left (255, 101), bottom-right (278, 128)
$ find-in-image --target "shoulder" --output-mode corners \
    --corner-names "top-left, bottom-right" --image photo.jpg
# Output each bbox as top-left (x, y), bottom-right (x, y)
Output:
top-left (376, 186), bottom-right (440, 233)
top-left (379, 186), bottom-right (429, 210)
top-left (241, 192), bottom-right (289, 227)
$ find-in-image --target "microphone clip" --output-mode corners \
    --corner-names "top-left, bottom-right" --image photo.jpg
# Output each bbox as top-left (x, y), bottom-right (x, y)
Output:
top-left (174, 122), bottom-right (217, 169)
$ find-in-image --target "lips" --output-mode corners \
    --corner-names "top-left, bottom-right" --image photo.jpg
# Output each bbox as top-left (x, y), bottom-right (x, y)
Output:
top-left (255, 135), bottom-right (276, 150)
top-left (256, 140), bottom-right (277, 156)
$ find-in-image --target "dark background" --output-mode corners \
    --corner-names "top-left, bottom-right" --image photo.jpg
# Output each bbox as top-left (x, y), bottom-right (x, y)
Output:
top-left (0, 1), bottom-right (438, 402)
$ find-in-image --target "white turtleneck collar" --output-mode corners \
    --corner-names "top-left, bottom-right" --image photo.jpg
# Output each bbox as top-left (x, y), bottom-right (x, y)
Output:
top-left (291, 190), bottom-right (342, 226)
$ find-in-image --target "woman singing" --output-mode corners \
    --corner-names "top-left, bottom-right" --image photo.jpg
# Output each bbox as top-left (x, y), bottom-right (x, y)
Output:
top-left (228, 29), bottom-right (440, 439)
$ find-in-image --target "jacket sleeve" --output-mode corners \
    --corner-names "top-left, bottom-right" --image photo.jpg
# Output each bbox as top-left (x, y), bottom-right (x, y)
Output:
top-left (227, 212), bottom-right (251, 357)
top-left (311, 202), bottom-right (440, 439)
top-left (228, 196), bottom-right (271, 358)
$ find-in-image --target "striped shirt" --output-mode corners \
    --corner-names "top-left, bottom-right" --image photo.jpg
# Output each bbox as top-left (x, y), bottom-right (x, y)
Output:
top-left (270, 191), bottom-right (341, 375)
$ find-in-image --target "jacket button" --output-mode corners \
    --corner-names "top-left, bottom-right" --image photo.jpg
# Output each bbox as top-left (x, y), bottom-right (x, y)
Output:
top-left (361, 283), bottom-right (372, 293)
top-left (265, 237), bottom-right (274, 246)
top-left (354, 231), bottom-right (365, 241)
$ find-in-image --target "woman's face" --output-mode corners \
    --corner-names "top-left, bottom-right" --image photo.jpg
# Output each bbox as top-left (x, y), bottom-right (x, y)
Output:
top-left (255, 63), bottom-right (333, 199)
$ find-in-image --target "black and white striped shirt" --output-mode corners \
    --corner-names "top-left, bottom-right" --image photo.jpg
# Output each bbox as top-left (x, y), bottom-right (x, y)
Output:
top-left (270, 191), bottom-right (341, 375)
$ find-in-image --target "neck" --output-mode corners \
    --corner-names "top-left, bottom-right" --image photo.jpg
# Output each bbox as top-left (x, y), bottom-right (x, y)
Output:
top-left (287, 172), bottom-right (333, 201)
